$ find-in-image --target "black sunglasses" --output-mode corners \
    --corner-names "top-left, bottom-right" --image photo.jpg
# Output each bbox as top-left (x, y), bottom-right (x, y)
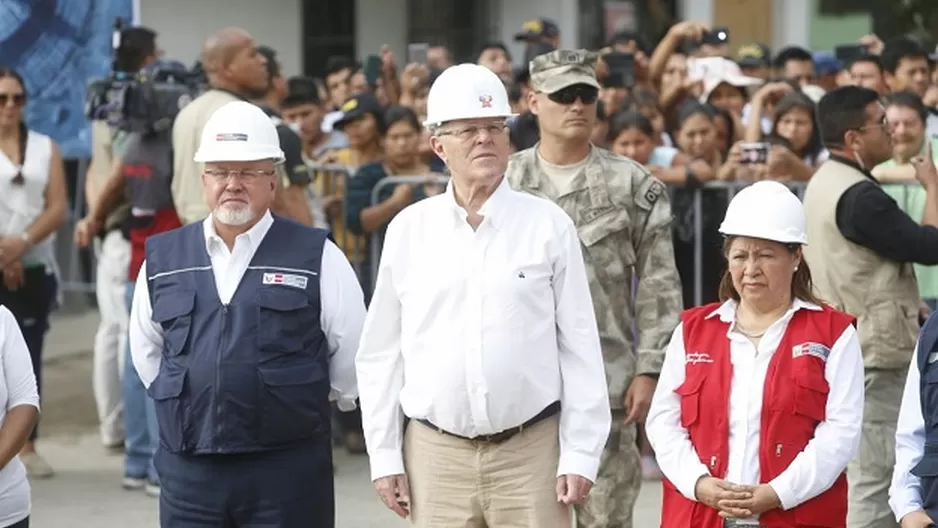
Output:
top-left (0, 93), bottom-right (25, 107)
top-left (547, 85), bottom-right (599, 105)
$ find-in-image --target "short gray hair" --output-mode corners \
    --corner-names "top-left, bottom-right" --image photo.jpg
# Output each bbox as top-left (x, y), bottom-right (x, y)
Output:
top-left (425, 123), bottom-right (443, 136)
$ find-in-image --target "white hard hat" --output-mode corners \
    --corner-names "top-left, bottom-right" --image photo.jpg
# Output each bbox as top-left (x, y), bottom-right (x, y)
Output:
top-left (194, 101), bottom-right (285, 163)
top-left (423, 63), bottom-right (516, 128)
top-left (718, 181), bottom-right (808, 245)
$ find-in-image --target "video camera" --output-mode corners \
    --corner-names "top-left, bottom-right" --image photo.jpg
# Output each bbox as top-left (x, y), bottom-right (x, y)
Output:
top-left (85, 18), bottom-right (206, 134)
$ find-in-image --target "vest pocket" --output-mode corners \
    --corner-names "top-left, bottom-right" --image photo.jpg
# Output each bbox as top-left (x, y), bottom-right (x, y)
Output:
top-left (857, 300), bottom-right (919, 369)
top-left (148, 361), bottom-right (189, 452)
top-left (578, 209), bottom-right (633, 282)
top-left (793, 364), bottom-right (829, 423)
top-left (256, 287), bottom-right (315, 356)
top-left (675, 374), bottom-right (705, 428)
top-left (257, 363), bottom-right (327, 445)
top-left (152, 291), bottom-right (196, 356)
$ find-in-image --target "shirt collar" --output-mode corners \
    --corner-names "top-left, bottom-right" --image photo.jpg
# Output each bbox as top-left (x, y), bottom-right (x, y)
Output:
top-left (203, 210), bottom-right (274, 254)
top-left (443, 175), bottom-right (512, 229)
top-left (826, 154), bottom-right (879, 185)
top-left (705, 297), bottom-right (822, 322)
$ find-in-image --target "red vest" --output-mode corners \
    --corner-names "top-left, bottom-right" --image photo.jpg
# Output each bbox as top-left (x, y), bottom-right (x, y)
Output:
top-left (660, 302), bottom-right (854, 528)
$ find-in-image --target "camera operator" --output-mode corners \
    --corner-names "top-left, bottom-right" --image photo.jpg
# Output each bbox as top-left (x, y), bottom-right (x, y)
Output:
top-left (76, 57), bottom-right (200, 497)
top-left (171, 27), bottom-right (269, 225)
top-left (85, 25), bottom-right (159, 456)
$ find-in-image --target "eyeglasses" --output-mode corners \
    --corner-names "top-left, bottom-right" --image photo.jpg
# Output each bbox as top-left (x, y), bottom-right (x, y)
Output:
top-left (436, 122), bottom-right (508, 141)
top-left (547, 85), bottom-right (599, 105)
top-left (0, 93), bottom-right (25, 107)
top-left (203, 168), bottom-right (275, 182)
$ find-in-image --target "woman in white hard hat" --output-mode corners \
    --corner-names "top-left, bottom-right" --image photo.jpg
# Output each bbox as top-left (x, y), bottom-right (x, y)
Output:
top-left (645, 180), bottom-right (864, 528)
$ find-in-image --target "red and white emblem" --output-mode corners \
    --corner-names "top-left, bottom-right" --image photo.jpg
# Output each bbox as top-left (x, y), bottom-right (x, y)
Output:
top-left (479, 94), bottom-right (493, 108)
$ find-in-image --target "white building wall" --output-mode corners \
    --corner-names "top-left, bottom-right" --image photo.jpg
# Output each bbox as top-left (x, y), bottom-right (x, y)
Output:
top-left (679, 0), bottom-right (714, 25)
top-left (773, 0), bottom-right (811, 49)
top-left (138, 0), bottom-right (303, 76)
top-left (355, 0), bottom-right (408, 64)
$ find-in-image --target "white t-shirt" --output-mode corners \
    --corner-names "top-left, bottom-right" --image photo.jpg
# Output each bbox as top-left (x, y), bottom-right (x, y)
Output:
top-left (0, 307), bottom-right (40, 526)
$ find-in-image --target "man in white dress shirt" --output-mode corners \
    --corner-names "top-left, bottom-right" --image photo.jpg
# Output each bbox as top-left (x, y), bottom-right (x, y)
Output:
top-left (355, 63), bottom-right (612, 527)
top-left (128, 100), bottom-right (365, 527)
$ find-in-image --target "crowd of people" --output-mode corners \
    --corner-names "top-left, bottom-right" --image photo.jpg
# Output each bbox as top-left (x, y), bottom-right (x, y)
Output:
top-left (0, 10), bottom-right (936, 528)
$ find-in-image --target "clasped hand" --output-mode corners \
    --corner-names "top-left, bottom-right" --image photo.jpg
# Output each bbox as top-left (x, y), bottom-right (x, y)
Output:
top-left (695, 476), bottom-right (781, 519)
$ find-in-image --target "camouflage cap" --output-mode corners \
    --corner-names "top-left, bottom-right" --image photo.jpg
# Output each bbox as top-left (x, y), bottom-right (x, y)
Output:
top-left (529, 49), bottom-right (601, 94)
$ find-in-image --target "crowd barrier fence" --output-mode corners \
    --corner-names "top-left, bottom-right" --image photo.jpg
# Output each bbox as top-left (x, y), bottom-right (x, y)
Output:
top-left (51, 170), bottom-right (924, 312)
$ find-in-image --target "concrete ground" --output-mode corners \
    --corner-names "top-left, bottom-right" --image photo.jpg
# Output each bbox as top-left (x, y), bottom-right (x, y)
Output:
top-left (31, 310), bottom-right (663, 527)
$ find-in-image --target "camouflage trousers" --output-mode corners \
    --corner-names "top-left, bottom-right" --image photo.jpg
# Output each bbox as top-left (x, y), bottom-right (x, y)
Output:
top-left (575, 410), bottom-right (641, 528)
top-left (847, 368), bottom-right (905, 528)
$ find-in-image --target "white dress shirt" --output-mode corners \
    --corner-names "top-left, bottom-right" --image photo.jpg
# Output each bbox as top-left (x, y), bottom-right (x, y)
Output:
top-left (0, 306), bottom-right (40, 527)
top-left (890, 340), bottom-right (928, 522)
top-left (646, 299), bottom-right (864, 522)
top-left (356, 177), bottom-right (611, 482)
top-left (128, 210), bottom-right (365, 411)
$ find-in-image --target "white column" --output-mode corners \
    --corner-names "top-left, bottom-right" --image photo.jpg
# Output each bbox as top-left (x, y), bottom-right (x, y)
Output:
top-left (773, 0), bottom-right (811, 49)
top-left (355, 0), bottom-right (408, 63)
top-left (679, 0), bottom-right (714, 25)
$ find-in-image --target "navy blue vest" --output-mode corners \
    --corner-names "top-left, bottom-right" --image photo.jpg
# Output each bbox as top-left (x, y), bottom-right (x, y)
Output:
top-left (913, 313), bottom-right (938, 518)
top-left (144, 216), bottom-right (331, 455)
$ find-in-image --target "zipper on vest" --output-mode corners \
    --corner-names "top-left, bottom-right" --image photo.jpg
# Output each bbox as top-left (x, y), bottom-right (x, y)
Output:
top-left (776, 444), bottom-right (782, 457)
top-left (710, 455), bottom-right (716, 468)
top-left (214, 304), bottom-right (229, 452)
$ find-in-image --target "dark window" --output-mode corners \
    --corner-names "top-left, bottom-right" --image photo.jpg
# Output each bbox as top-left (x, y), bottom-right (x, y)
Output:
top-left (302, 0), bottom-right (356, 76)
top-left (579, 0), bottom-right (678, 50)
top-left (408, 0), bottom-right (497, 62)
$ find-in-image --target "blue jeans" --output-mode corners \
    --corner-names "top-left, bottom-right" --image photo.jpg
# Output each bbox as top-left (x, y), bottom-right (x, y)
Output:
top-left (124, 281), bottom-right (159, 483)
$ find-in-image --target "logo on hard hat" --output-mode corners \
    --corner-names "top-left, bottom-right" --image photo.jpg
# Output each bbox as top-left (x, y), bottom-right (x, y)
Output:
top-left (479, 94), bottom-right (493, 108)
top-left (216, 133), bottom-right (248, 142)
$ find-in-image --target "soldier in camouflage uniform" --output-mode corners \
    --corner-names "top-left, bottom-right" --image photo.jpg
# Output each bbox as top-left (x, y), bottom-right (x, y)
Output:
top-left (505, 49), bottom-right (683, 528)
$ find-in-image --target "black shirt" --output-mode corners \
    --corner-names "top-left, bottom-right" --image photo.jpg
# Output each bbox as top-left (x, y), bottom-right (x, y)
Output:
top-left (258, 105), bottom-right (312, 187)
top-left (833, 155), bottom-right (938, 265)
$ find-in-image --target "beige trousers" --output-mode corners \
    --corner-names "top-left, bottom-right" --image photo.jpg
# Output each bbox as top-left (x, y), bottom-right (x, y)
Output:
top-left (403, 414), bottom-right (571, 528)
top-left (847, 368), bottom-right (905, 528)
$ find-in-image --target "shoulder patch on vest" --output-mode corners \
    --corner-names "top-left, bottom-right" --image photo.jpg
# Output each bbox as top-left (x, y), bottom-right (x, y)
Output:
top-left (792, 342), bottom-right (831, 361)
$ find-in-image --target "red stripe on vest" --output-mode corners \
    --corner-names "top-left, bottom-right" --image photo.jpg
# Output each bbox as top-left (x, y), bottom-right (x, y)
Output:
top-left (660, 302), bottom-right (854, 528)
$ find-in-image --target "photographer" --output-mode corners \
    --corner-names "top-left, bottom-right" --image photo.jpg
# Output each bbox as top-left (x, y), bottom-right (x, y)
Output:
top-left (76, 58), bottom-right (199, 497)
top-left (85, 25), bottom-right (159, 456)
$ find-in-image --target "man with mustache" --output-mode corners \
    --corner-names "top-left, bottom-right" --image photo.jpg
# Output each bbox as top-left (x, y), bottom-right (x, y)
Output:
top-left (127, 101), bottom-right (365, 527)
top-left (506, 49), bottom-right (684, 528)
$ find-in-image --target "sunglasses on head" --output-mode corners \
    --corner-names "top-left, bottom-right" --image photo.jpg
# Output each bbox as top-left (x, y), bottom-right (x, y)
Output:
top-left (547, 85), bottom-right (599, 105)
top-left (0, 93), bottom-right (24, 107)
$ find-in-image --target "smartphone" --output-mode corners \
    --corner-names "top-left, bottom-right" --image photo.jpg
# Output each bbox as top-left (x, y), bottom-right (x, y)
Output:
top-left (363, 55), bottom-right (382, 87)
top-left (739, 142), bottom-right (769, 165)
top-left (702, 26), bottom-right (730, 46)
top-left (602, 52), bottom-right (635, 88)
top-left (407, 43), bottom-right (429, 65)
top-left (835, 44), bottom-right (866, 63)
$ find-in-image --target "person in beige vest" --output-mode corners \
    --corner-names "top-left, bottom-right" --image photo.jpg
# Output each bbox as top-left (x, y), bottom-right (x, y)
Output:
top-left (171, 27), bottom-right (269, 225)
top-left (803, 85), bottom-right (938, 528)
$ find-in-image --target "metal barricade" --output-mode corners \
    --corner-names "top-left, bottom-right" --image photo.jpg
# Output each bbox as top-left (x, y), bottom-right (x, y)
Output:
top-left (305, 163), bottom-right (368, 280)
top-left (688, 180), bottom-right (923, 307)
top-left (367, 175), bottom-right (450, 293)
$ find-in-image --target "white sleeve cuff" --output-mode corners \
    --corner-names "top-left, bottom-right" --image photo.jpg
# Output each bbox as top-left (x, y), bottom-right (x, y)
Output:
top-left (891, 490), bottom-right (924, 523)
top-left (675, 466), bottom-right (710, 501)
top-left (557, 451), bottom-right (601, 483)
top-left (768, 474), bottom-right (798, 511)
top-left (368, 448), bottom-right (406, 482)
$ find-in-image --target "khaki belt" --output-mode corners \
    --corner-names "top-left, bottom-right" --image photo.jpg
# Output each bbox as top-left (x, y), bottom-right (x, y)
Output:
top-left (416, 401), bottom-right (561, 444)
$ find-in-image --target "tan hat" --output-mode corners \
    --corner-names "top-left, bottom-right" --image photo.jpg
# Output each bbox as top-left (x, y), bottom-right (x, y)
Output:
top-left (529, 49), bottom-right (601, 94)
